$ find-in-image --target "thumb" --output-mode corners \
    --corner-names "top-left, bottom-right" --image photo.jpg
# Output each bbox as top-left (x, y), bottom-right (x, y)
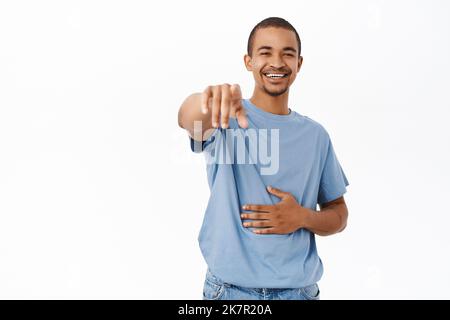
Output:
top-left (235, 107), bottom-right (248, 128)
top-left (230, 84), bottom-right (248, 128)
top-left (267, 185), bottom-right (290, 199)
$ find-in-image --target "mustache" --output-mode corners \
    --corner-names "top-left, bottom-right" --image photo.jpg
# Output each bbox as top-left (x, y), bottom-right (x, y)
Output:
top-left (262, 69), bottom-right (291, 74)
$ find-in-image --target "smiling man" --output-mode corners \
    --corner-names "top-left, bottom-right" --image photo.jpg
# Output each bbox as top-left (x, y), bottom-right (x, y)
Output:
top-left (178, 17), bottom-right (349, 300)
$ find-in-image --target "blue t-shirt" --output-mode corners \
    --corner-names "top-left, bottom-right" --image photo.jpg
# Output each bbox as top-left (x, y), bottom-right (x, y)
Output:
top-left (189, 98), bottom-right (349, 288)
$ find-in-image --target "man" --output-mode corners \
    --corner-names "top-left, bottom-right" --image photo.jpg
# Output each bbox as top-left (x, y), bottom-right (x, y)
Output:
top-left (178, 17), bottom-right (349, 300)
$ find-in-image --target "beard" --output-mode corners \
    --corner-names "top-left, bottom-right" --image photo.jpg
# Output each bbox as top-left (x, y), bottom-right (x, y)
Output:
top-left (262, 85), bottom-right (289, 97)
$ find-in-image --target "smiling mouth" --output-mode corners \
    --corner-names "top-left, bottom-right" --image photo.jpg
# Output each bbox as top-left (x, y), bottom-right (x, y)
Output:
top-left (263, 72), bottom-right (288, 78)
top-left (263, 72), bottom-right (289, 82)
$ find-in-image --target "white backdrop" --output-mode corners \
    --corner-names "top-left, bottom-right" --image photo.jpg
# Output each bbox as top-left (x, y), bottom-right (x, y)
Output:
top-left (1, 0), bottom-right (449, 299)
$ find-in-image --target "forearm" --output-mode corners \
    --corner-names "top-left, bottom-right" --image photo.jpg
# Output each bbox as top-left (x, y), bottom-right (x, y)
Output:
top-left (177, 93), bottom-right (213, 140)
top-left (301, 203), bottom-right (348, 236)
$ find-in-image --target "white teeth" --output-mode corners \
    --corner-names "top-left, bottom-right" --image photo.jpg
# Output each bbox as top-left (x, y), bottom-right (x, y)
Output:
top-left (265, 73), bottom-right (286, 78)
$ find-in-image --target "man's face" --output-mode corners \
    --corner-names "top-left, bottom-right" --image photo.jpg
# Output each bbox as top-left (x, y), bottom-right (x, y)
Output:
top-left (245, 27), bottom-right (302, 97)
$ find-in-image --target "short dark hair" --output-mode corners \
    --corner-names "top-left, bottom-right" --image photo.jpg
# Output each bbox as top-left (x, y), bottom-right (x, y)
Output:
top-left (247, 17), bottom-right (301, 58)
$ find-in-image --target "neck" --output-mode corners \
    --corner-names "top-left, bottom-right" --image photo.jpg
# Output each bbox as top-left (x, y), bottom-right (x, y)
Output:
top-left (249, 88), bottom-right (290, 115)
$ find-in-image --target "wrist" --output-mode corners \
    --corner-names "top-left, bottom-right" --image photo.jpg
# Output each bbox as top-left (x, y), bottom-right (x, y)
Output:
top-left (297, 206), bottom-right (313, 230)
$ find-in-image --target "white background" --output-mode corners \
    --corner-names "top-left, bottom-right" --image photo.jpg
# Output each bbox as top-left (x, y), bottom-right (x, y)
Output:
top-left (1, 0), bottom-right (449, 299)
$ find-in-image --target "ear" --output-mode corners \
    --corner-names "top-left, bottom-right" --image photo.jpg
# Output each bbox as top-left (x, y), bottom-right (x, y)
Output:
top-left (244, 54), bottom-right (252, 71)
top-left (297, 56), bottom-right (303, 73)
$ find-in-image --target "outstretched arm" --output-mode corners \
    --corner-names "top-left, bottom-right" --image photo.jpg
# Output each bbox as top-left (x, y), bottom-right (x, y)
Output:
top-left (178, 84), bottom-right (248, 141)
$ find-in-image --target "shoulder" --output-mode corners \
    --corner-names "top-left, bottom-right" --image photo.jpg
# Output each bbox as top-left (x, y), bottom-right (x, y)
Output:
top-left (294, 113), bottom-right (331, 141)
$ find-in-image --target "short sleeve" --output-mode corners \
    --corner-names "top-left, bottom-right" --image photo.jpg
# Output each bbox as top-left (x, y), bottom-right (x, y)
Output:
top-left (317, 137), bottom-right (349, 204)
top-left (189, 128), bottom-right (219, 153)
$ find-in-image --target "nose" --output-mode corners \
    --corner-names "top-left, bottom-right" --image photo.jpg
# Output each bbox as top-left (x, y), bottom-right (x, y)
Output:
top-left (269, 54), bottom-right (286, 69)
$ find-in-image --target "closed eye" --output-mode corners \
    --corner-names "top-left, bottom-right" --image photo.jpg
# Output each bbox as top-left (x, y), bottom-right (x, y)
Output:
top-left (260, 52), bottom-right (294, 57)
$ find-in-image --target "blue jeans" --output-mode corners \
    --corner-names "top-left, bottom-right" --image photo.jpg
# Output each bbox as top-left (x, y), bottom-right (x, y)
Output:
top-left (202, 269), bottom-right (320, 300)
